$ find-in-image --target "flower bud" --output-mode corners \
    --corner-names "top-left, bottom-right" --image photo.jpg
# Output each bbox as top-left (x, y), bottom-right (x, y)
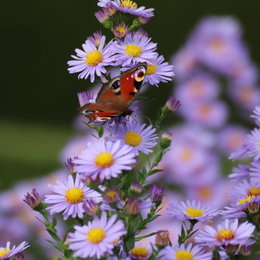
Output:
top-left (155, 230), bottom-right (170, 247)
top-left (225, 244), bottom-right (238, 254)
top-left (160, 132), bottom-right (172, 149)
top-left (240, 245), bottom-right (251, 256)
top-left (64, 158), bottom-right (75, 173)
top-left (23, 188), bottom-right (42, 209)
top-left (113, 24), bottom-right (128, 39)
top-left (126, 198), bottom-right (140, 215)
top-left (104, 188), bottom-right (121, 203)
top-left (248, 202), bottom-right (259, 214)
top-left (149, 184), bottom-right (164, 203)
top-left (130, 182), bottom-right (142, 194)
top-left (165, 97), bottom-right (181, 112)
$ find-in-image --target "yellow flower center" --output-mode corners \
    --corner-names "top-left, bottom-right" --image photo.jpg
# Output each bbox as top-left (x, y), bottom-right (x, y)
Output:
top-left (130, 247), bottom-right (149, 258)
top-left (185, 208), bottom-right (204, 218)
top-left (237, 195), bottom-right (255, 205)
top-left (216, 229), bottom-right (235, 242)
top-left (180, 147), bottom-right (194, 161)
top-left (209, 38), bottom-right (226, 54)
top-left (248, 187), bottom-right (260, 196)
top-left (120, 0), bottom-right (137, 8)
top-left (87, 228), bottom-right (106, 243)
top-left (175, 250), bottom-right (194, 260)
top-left (116, 26), bottom-right (126, 34)
top-left (65, 188), bottom-right (84, 204)
top-left (125, 44), bottom-right (142, 57)
top-left (85, 50), bottom-right (103, 66)
top-left (0, 248), bottom-right (10, 257)
top-left (124, 131), bottom-right (142, 146)
top-left (258, 140), bottom-right (260, 147)
top-left (106, 191), bottom-right (117, 199)
top-left (95, 152), bottom-right (114, 168)
top-left (146, 64), bottom-right (157, 75)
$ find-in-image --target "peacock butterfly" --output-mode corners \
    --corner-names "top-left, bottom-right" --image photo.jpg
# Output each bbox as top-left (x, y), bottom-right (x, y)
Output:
top-left (79, 62), bottom-right (147, 122)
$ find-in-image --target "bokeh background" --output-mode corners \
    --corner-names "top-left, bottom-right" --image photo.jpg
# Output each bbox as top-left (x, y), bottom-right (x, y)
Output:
top-left (1, 1), bottom-right (260, 259)
top-left (1, 0), bottom-right (260, 189)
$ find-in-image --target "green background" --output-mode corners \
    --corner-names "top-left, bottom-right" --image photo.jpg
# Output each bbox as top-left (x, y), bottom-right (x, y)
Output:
top-left (1, 0), bottom-right (260, 187)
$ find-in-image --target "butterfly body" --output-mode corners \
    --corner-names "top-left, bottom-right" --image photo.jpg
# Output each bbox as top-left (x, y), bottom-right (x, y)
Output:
top-left (80, 63), bottom-right (147, 122)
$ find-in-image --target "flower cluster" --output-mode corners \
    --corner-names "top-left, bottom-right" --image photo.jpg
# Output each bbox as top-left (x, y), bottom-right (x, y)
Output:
top-left (4, 1), bottom-right (260, 260)
top-left (68, 0), bottom-right (174, 87)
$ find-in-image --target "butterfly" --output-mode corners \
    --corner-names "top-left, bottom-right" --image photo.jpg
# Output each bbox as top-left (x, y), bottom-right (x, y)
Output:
top-left (80, 62), bottom-right (147, 122)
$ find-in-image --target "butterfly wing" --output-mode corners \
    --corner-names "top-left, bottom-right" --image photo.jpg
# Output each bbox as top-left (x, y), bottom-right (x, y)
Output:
top-left (80, 62), bottom-right (147, 121)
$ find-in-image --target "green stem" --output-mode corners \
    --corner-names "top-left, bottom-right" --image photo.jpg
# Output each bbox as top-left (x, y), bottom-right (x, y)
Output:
top-left (135, 232), bottom-right (157, 242)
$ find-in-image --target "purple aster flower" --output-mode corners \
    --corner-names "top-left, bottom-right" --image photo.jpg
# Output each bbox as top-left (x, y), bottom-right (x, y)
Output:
top-left (175, 73), bottom-right (220, 103)
top-left (67, 212), bottom-right (126, 259)
top-left (112, 33), bottom-right (157, 67)
top-left (179, 100), bottom-right (228, 128)
top-left (162, 125), bottom-right (220, 186)
top-left (229, 180), bottom-right (260, 203)
top-left (45, 174), bottom-right (101, 220)
top-left (221, 195), bottom-right (259, 219)
top-left (230, 128), bottom-right (260, 160)
top-left (251, 106), bottom-right (260, 126)
top-left (68, 36), bottom-right (115, 82)
top-left (228, 84), bottom-right (260, 111)
top-left (250, 161), bottom-right (260, 183)
top-left (229, 164), bottom-right (250, 180)
top-left (168, 200), bottom-right (218, 222)
top-left (111, 0), bottom-right (154, 18)
top-left (0, 241), bottom-right (29, 260)
top-left (172, 46), bottom-right (198, 80)
top-left (87, 31), bottom-right (104, 47)
top-left (189, 17), bottom-right (246, 75)
top-left (158, 243), bottom-right (212, 260)
top-left (73, 140), bottom-right (136, 182)
top-left (107, 122), bottom-right (158, 155)
top-left (195, 219), bottom-right (255, 247)
top-left (217, 126), bottom-right (247, 155)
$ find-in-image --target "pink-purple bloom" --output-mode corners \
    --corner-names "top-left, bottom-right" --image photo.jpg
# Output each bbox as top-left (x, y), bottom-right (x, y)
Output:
top-left (73, 140), bottom-right (136, 181)
top-left (111, 0), bottom-right (154, 18)
top-left (107, 122), bottom-right (158, 155)
top-left (195, 219), bottom-right (255, 247)
top-left (251, 106), bottom-right (260, 126)
top-left (45, 174), bottom-right (101, 220)
top-left (0, 241), bottom-right (29, 260)
top-left (68, 36), bottom-right (115, 82)
top-left (168, 200), bottom-right (218, 222)
top-left (67, 212), bottom-right (126, 259)
top-left (158, 243), bottom-right (212, 260)
top-left (112, 33), bottom-right (157, 67)
top-left (230, 128), bottom-right (260, 160)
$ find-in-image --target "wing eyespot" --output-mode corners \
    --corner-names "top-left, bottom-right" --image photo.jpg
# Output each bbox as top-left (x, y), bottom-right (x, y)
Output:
top-left (134, 66), bottom-right (146, 82)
